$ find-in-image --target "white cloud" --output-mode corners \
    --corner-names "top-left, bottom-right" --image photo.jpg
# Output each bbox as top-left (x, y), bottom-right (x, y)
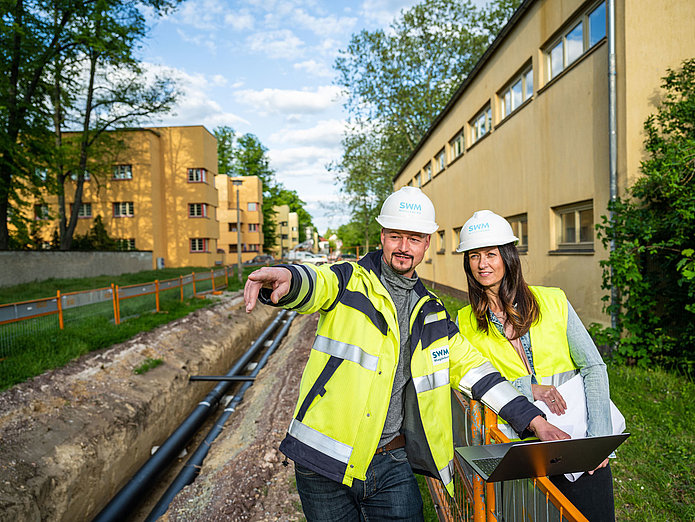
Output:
top-left (359, 0), bottom-right (419, 26)
top-left (246, 29), bottom-right (305, 60)
top-left (293, 59), bottom-right (333, 78)
top-left (234, 85), bottom-right (343, 116)
top-left (270, 119), bottom-right (345, 147)
top-left (141, 63), bottom-right (248, 129)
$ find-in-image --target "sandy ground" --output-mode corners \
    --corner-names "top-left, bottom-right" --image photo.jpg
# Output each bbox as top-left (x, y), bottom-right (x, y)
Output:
top-left (0, 291), bottom-right (315, 521)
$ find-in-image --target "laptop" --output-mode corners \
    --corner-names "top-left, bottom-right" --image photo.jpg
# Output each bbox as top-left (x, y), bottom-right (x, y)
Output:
top-left (455, 433), bottom-right (630, 482)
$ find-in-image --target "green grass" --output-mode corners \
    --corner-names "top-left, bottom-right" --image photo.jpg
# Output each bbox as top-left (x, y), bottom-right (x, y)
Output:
top-left (0, 265), bottom-right (258, 391)
top-left (609, 365), bottom-right (694, 521)
top-left (0, 266), bottom-right (221, 304)
top-left (134, 357), bottom-right (164, 375)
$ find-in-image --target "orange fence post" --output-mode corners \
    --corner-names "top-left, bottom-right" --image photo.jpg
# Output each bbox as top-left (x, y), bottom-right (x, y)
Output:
top-left (155, 280), bottom-right (160, 312)
top-left (179, 275), bottom-right (183, 302)
top-left (225, 266), bottom-right (229, 287)
top-left (111, 283), bottom-right (118, 324)
top-left (211, 269), bottom-right (215, 292)
top-left (57, 290), bottom-right (64, 329)
top-left (484, 407), bottom-right (498, 521)
top-left (470, 400), bottom-right (486, 522)
top-left (192, 272), bottom-right (197, 296)
top-left (114, 284), bottom-right (121, 325)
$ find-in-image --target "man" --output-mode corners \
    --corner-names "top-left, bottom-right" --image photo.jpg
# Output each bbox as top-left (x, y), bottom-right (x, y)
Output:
top-left (244, 187), bottom-right (568, 521)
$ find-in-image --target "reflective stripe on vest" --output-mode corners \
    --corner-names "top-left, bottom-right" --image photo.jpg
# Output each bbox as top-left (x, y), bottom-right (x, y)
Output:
top-left (458, 361), bottom-right (499, 396)
top-left (424, 312), bottom-right (441, 325)
top-left (288, 418), bottom-right (353, 464)
top-left (413, 367), bottom-right (450, 394)
top-left (312, 335), bottom-right (379, 372)
top-left (286, 264), bottom-right (318, 309)
top-left (480, 381), bottom-right (524, 413)
top-left (439, 459), bottom-right (454, 487)
top-left (541, 369), bottom-right (577, 387)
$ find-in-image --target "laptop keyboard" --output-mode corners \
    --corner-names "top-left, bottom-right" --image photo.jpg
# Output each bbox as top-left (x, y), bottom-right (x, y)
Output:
top-left (472, 457), bottom-right (502, 475)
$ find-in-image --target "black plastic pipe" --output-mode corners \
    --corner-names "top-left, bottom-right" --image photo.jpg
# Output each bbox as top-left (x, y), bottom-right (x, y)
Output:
top-left (145, 311), bottom-right (296, 521)
top-left (189, 375), bottom-right (256, 382)
top-left (92, 310), bottom-right (288, 522)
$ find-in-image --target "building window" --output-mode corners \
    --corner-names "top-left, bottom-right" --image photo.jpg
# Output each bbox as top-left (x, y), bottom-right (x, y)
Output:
top-left (437, 230), bottom-right (445, 254)
top-left (449, 130), bottom-right (464, 162)
top-left (77, 203), bottom-right (92, 218)
top-left (117, 238), bottom-right (136, 251)
top-left (188, 168), bottom-right (207, 183)
top-left (247, 202), bottom-right (258, 211)
top-left (248, 244), bottom-right (260, 252)
top-left (452, 227), bottom-right (462, 253)
top-left (113, 201), bottom-right (134, 217)
top-left (435, 149), bottom-right (446, 174)
top-left (424, 163), bottom-right (432, 183)
top-left (546, 1), bottom-right (606, 81)
top-left (501, 66), bottom-right (533, 118)
top-left (470, 104), bottom-right (492, 144)
top-left (188, 203), bottom-right (207, 218)
top-left (35, 168), bottom-right (48, 182)
top-left (190, 238), bottom-right (208, 252)
top-left (555, 201), bottom-right (593, 250)
top-left (71, 170), bottom-right (91, 182)
top-left (112, 165), bottom-right (132, 180)
top-left (249, 223), bottom-right (259, 232)
top-left (507, 214), bottom-right (528, 252)
top-left (34, 205), bottom-right (49, 220)
top-left (282, 234), bottom-right (288, 240)
top-left (228, 223), bottom-right (237, 232)
top-left (415, 173), bottom-right (421, 188)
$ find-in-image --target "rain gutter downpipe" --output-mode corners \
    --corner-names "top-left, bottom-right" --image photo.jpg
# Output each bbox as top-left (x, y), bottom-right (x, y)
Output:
top-left (92, 310), bottom-right (288, 522)
top-left (608, 0), bottom-right (619, 332)
top-left (146, 311), bottom-right (297, 521)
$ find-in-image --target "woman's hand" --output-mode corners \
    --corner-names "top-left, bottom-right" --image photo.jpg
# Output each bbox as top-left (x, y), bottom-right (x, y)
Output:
top-left (588, 457), bottom-right (609, 475)
top-left (532, 384), bottom-right (567, 415)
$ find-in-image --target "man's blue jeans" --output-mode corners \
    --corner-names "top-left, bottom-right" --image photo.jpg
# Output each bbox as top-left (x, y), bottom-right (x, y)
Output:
top-left (294, 447), bottom-right (424, 521)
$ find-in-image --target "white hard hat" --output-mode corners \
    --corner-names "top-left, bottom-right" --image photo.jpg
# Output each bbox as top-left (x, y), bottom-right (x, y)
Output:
top-left (456, 210), bottom-right (518, 252)
top-left (376, 186), bottom-right (439, 234)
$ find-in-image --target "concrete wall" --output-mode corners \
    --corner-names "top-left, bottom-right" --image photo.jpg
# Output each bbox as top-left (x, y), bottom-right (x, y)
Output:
top-left (0, 251), bottom-right (153, 287)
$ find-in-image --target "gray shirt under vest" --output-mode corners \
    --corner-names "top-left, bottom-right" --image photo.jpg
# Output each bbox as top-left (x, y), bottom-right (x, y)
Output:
top-left (378, 257), bottom-right (420, 447)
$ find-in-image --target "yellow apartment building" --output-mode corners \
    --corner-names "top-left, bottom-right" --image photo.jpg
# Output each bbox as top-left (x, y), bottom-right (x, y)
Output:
top-left (394, 0), bottom-right (695, 325)
top-left (215, 175), bottom-right (264, 263)
top-left (31, 125), bottom-right (222, 268)
top-left (271, 205), bottom-right (299, 258)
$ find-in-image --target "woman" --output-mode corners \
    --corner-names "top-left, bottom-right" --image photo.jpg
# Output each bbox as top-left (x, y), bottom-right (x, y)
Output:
top-left (455, 210), bottom-right (615, 522)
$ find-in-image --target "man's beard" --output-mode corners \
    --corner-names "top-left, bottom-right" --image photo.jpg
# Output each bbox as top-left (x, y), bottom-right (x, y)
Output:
top-left (387, 251), bottom-right (414, 275)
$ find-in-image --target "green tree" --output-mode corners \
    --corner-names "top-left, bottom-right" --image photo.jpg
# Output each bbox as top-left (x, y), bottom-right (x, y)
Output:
top-left (71, 215), bottom-right (118, 250)
top-left (594, 59), bottom-right (695, 373)
top-left (333, 0), bottom-right (521, 248)
top-left (50, 0), bottom-right (179, 250)
top-left (214, 128), bottom-right (316, 252)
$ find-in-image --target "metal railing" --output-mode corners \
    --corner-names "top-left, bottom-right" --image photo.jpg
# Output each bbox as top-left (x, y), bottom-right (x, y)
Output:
top-left (426, 391), bottom-right (588, 522)
top-left (0, 267), bottom-right (234, 357)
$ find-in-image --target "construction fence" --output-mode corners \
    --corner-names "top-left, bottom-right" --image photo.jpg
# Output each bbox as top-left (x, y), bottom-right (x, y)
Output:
top-left (426, 391), bottom-right (588, 522)
top-left (0, 266), bottom-right (235, 358)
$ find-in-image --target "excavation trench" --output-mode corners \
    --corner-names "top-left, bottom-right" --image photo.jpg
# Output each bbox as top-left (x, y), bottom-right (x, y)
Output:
top-left (0, 291), bottom-right (315, 521)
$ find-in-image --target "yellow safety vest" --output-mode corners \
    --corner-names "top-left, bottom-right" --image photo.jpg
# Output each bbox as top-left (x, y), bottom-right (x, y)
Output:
top-left (457, 286), bottom-right (578, 439)
top-left (273, 251), bottom-right (530, 495)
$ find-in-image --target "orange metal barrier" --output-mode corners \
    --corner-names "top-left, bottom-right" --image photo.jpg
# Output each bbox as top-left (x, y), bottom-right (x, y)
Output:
top-left (425, 391), bottom-right (588, 522)
top-left (0, 267), bottom-right (233, 351)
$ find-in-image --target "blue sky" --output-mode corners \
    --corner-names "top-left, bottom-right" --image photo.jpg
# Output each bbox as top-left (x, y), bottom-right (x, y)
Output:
top-left (139, 0), bottom-right (423, 234)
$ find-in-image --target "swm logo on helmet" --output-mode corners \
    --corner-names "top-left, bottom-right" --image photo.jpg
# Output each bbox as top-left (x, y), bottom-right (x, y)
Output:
top-left (467, 222), bottom-right (490, 234)
top-left (399, 201), bottom-right (422, 214)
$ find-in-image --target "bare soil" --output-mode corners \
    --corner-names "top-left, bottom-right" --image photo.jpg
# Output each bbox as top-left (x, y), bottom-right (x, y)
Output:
top-left (0, 291), bottom-right (315, 521)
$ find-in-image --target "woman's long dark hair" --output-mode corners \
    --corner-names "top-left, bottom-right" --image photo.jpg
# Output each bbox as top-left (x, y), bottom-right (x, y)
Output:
top-left (463, 243), bottom-right (540, 339)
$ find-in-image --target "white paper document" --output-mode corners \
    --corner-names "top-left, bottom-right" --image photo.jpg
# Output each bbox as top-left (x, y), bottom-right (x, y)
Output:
top-left (533, 374), bottom-right (625, 481)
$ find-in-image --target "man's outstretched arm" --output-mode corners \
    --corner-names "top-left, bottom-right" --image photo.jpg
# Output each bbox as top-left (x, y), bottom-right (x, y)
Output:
top-left (244, 266), bottom-right (293, 312)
